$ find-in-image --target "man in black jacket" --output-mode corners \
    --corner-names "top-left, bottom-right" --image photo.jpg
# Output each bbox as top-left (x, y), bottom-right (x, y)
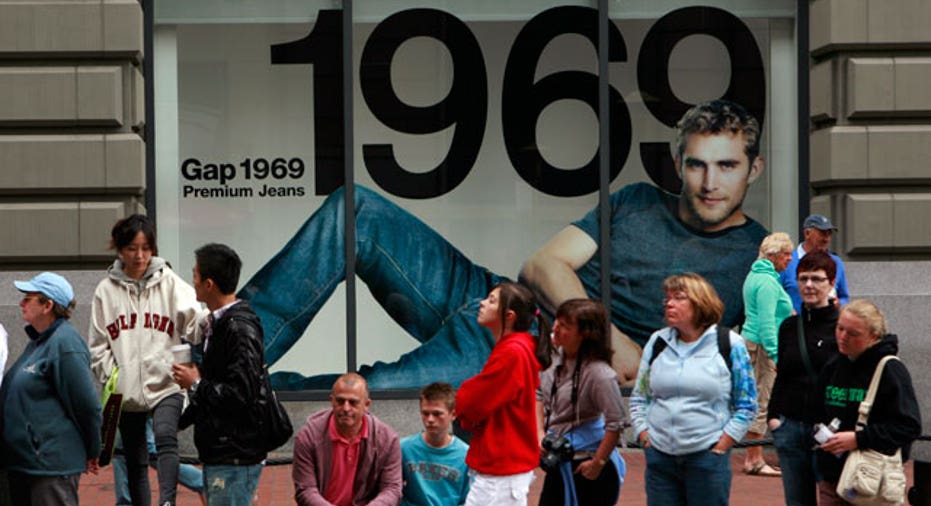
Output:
top-left (173, 243), bottom-right (267, 506)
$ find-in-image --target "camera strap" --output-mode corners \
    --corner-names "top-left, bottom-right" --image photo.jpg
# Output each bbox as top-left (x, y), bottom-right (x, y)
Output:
top-left (796, 314), bottom-right (818, 384)
top-left (545, 355), bottom-right (583, 430)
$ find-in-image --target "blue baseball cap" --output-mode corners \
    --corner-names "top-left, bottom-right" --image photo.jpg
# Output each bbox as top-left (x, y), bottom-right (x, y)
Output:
top-left (14, 272), bottom-right (74, 308)
top-left (803, 214), bottom-right (838, 231)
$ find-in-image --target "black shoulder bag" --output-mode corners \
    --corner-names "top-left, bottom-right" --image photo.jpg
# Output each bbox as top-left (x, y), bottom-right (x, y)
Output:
top-left (258, 367), bottom-right (293, 452)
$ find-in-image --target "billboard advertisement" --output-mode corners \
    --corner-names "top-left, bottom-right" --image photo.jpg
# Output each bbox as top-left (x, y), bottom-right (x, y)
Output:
top-left (154, 1), bottom-right (798, 390)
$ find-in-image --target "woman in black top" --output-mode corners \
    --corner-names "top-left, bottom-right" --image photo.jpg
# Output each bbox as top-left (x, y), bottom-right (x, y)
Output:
top-left (767, 251), bottom-right (839, 506)
top-left (814, 299), bottom-right (920, 505)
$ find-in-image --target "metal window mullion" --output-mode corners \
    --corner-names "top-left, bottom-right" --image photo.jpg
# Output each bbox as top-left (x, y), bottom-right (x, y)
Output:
top-left (597, 0), bottom-right (611, 311)
top-left (144, 0), bottom-right (156, 218)
top-left (343, 0), bottom-right (357, 373)
top-left (796, 0), bottom-right (810, 231)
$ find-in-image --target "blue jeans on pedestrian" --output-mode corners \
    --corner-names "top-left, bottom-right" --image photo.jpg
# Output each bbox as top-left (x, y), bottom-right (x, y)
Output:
top-left (203, 464), bottom-right (263, 506)
top-left (644, 445), bottom-right (731, 506)
top-left (239, 185), bottom-right (503, 390)
top-left (772, 416), bottom-right (820, 506)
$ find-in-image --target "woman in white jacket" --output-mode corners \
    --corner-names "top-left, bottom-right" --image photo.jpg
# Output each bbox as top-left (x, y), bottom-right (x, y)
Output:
top-left (88, 214), bottom-right (203, 506)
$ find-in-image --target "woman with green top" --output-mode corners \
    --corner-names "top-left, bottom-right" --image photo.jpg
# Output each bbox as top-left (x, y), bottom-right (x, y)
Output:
top-left (741, 232), bottom-right (794, 476)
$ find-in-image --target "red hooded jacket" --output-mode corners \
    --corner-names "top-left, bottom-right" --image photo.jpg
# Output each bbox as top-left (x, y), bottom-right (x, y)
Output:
top-left (456, 331), bottom-right (542, 475)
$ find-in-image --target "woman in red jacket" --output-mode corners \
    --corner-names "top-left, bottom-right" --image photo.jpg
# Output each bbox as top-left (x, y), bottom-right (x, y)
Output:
top-left (457, 282), bottom-right (554, 506)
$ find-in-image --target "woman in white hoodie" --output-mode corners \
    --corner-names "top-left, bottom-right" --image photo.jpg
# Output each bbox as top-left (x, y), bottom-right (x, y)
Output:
top-left (88, 214), bottom-right (203, 506)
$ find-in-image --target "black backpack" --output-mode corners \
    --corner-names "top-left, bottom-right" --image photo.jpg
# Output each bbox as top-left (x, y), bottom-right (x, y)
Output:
top-left (648, 325), bottom-right (733, 373)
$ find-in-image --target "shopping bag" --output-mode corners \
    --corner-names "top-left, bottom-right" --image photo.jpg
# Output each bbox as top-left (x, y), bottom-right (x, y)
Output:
top-left (98, 366), bottom-right (122, 466)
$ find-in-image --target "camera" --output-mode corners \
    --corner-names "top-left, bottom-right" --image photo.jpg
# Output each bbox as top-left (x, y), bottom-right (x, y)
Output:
top-left (540, 434), bottom-right (574, 473)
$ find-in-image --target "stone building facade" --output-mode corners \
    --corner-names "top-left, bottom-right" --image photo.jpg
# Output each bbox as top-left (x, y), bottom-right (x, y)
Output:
top-left (0, 0), bottom-right (928, 452)
top-left (0, 0), bottom-right (145, 268)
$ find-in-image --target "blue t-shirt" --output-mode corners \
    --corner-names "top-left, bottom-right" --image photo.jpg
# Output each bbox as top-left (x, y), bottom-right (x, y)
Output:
top-left (572, 182), bottom-right (768, 346)
top-left (401, 433), bottom-right (470, 506)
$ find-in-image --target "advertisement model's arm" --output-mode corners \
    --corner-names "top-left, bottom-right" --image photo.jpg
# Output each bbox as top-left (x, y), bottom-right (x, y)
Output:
top-left (519, 225), bottom-right (641, 384)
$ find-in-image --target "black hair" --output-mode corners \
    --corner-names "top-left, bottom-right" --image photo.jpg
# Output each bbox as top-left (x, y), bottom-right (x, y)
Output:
top-left (110, 214), bottom-right (158, 255)
top-left (493, 282), bottom-right (553, 370)
top-left (194, 243), bottom-right (242, 295)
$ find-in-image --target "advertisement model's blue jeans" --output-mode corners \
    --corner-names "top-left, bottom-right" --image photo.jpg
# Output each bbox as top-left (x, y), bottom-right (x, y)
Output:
top-left (644, 446), bottom-right (731, 506)
top-left (203, 464), bottom-right (263, 506)
top-left (772, 417), bottom-right (819, 506)
top-left (239, 186), bottom-right (503, 390)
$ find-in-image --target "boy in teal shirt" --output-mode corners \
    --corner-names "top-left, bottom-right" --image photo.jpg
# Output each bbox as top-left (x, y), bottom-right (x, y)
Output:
top-left (401, 383), bottom-right (470, 506)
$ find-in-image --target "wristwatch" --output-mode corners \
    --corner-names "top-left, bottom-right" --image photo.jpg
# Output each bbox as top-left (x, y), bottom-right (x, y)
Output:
top-left (189, 378), bottom-right (201, 396)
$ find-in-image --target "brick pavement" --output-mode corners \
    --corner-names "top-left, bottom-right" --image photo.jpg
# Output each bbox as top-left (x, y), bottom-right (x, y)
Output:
top-left (78, 449), bottom-right (915, 505)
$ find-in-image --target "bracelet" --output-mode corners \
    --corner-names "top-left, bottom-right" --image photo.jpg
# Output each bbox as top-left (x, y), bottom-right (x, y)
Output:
top-left (710, 448), bottom-right (727, 455)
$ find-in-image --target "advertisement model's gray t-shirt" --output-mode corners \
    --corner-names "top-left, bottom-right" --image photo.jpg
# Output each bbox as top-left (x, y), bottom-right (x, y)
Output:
top-left (572, 182), bottom-right (768, 346)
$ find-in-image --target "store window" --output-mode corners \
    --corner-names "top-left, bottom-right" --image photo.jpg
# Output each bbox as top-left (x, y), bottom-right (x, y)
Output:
top-left (154, 0), bottom-right (799, 391)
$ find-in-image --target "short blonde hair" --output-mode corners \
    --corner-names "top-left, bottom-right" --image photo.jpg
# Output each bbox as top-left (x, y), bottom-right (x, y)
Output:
top-left (841, 299), bottom-right (887, 339)
top-left (662, 273), bottom-right (724, 331)
top-left (758, 232), bottom-right (793, 259)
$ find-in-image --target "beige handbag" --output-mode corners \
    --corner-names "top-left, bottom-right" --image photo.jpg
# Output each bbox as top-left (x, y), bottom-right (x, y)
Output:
top-left (835, 356), bottom-right (907, 506)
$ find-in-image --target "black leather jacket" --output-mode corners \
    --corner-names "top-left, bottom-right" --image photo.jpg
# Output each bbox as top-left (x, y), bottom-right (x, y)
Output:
top-left (180, 300), bottom-right (268, 464)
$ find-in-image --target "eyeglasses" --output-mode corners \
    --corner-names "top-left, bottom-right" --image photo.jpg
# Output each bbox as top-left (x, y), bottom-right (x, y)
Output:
top-left (663, 293), bottom-right (689, 305)
top-left (798, 275), bottom-right (829, 284)
top-left (20, 295), bottom-right (41, 304)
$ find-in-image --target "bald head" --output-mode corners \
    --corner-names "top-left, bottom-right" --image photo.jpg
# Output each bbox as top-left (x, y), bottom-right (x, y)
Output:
top-left (330, 373), bottom-right (371, 438)
top-left (333, 373), bottom-right (369, 398)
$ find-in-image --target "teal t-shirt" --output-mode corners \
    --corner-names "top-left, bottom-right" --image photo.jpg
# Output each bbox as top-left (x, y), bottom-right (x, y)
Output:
top-left (573, 183), bottom-right (768, 346)
top-left (401, 433), bottom-right (470, 506)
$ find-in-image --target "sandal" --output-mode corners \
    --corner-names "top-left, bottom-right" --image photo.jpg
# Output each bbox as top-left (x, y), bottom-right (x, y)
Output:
top-left (745, 462), bottom-right (782, 477)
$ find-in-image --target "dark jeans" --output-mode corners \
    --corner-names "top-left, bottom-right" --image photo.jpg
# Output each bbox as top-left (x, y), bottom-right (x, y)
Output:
top-left (8, 472), bottom-right (79, 506)
top-left (239, 185), bottom-right (503, 389)
top-left (539, 459), bottom-right (619, 506)
top-left (644, 446), bottom-right (731, 506)
top-left (772, 416), bottom-right (819, 506)
top-left (119, 392), bottom-right (184, 506)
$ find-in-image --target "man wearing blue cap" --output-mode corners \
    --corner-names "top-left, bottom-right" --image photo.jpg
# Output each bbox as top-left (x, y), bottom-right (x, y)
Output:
top-left (779, 214), bottom-right (849, 312)
top-left (1, 272), bottom-right (101, 506)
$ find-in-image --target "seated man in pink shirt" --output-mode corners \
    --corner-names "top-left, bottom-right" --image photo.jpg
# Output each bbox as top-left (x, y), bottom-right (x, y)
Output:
top-left (293, 373), bottom-right (402, 506)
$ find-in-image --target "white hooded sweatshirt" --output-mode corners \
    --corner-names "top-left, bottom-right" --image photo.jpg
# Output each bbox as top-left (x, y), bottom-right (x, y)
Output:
top-left (88, 257), bottom-right (205, 412)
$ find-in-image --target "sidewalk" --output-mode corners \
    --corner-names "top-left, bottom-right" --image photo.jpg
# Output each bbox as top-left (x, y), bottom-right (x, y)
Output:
top-left (79, 449), bottom-right (915, 505)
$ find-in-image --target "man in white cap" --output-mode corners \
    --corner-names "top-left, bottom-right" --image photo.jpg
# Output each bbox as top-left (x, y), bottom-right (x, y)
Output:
top-left (779, 214), bottom-right (849, 312)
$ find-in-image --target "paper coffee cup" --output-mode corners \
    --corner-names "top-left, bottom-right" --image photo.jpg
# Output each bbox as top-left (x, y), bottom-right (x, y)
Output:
top-left (171, 344), bottom-right (192, 364)
top-left (813, 424), bottom-right (833, 445)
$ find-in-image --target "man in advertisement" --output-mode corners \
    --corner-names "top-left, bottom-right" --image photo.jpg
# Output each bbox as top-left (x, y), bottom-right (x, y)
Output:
top-left (239, 99), bottom-right (768, 390)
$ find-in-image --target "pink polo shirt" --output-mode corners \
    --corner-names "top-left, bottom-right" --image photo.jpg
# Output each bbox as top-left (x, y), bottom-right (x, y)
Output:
top-left (324, 414), bottom-right (369, 506)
